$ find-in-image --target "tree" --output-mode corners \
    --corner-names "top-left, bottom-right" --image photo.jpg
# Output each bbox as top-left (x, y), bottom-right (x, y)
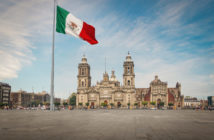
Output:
top-left (168, 102), bottom-right (174, 110)
top-left (35, 100), bottom-right (42, 107)
top-left (63, 102), bottom-right (68, 106)
top-left (54, 102), bottom-right (60, 107)
top-left (69, 93), bottom-right (76, 106)
top-left (142, 101), bottom-right (148, 107)
top-left (110, 103), bottom-right (114, 107)
top-left (31, 101), bottom-right (37, 107)
top-left (160, 102), bottom-right (164, 107)
top-left (168, 102), bottom-right (174, 107)
top-left (127, 103), bottom-right (130, 109)
top-left (101, 102), bottom-right (107, 107)
top-left (79, 103), bottom-right (83, 106)
top-left (85, 102), bottom-right (89, 107)
top-left (134, 103), bottom-right (138, 109)
top-left (150, 101), bottom-right (156, 106)
top-left (44, 102), bottom-right (50, 106)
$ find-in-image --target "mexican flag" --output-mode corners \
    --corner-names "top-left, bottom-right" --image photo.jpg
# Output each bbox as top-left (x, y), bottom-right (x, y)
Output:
top-left (56, 6), bottom-right (98, 45)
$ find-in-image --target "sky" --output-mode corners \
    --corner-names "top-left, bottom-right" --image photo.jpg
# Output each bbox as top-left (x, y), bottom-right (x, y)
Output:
top-left (0, 0), bottom-right (214, 99)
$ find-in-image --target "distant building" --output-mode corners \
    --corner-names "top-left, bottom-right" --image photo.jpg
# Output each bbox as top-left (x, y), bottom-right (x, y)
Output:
top-left (11, 90), bottom-right (34, 107)
top-left (43, 93), bottom-right (50, 103)
top-left (37, 91), bottom-right (50, 103)
top-left (0, 82), bottom-right (11, 105)
top-left (54, 98), bottom-right (61, 104)
top-left (208, 96), bottom-right (214, 106)
top-left (10, 90), bottom-right (52, 108)
top-left (184, 96), bottom-right (200, 108)
top-left (200, 100), bottom-right (208, 108)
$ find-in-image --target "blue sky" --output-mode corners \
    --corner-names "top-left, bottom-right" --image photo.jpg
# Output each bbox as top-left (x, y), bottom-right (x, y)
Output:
top-left (0, 0), bottom-right (214, 99)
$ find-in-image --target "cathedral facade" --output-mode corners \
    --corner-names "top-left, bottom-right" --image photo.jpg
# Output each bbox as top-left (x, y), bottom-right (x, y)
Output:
top-left (76, 53), bottom-right (184, 108)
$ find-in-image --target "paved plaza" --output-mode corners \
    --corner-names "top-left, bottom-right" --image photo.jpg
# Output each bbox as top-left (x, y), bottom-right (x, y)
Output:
top-left (0, 110), bottom-right (214, 140)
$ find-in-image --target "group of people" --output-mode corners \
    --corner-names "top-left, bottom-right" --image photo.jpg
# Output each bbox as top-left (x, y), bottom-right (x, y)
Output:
top-left (3, 105), bottom-right (10, 110)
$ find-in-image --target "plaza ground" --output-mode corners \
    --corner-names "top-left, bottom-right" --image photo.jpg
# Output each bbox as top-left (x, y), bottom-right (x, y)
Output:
top-left (0, 110), bottom-right (214, 140)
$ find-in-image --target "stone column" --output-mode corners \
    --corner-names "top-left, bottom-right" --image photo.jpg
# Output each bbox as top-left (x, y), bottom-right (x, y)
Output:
top-left (112, 94), bottom-right (114, 104)
top-left (97, 93), bottom-right (100, 107)
top-left (76, 94), bottom-right (79, 107)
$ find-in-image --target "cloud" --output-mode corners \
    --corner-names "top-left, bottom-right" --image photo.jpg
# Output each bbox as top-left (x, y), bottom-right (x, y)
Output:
top-left (0, 0), bottom-right (53, 80)
top-left (209, 74), bottom-right (214, 80)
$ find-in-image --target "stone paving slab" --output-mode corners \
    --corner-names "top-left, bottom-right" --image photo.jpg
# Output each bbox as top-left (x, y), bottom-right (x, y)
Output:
top-left (0, 110), bottom-right (214, 140)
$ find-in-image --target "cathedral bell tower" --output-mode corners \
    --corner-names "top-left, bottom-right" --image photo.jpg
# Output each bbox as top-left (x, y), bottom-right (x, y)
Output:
top-left (77, 55), bottom-right (91, 89)
top-left (123, 52), bottom-right (135, 88)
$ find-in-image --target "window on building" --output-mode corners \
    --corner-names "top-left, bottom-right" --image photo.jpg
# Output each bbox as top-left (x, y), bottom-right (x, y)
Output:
top-left (128, 80), bottom-right (130, 86)
top-left (82, 81), bottom-right (84, 87)
top-left (81, 69), bottom-right (84, 75)
top-left (127, 67), bottom-right (130, 73)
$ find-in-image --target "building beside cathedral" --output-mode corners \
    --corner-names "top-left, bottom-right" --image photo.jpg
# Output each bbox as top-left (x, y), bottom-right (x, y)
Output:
top-left (76, 53), bottom-right (184, 108)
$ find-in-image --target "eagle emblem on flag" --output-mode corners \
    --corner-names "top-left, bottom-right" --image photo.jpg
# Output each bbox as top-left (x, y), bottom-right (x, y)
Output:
top-left (69, 21), bottom-right (78, 31)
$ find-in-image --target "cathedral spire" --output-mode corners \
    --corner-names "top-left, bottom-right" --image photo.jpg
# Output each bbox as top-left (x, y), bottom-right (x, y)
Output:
top-left (123, 52), bottom-right (135, 88)
top-left (126, 51), bottom-right (132, 62)
top-left (78, 55), bottom-right (91, 89)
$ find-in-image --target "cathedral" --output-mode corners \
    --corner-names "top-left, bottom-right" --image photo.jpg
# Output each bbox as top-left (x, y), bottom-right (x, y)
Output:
top-left (76, 53), bottom-right (184, 108)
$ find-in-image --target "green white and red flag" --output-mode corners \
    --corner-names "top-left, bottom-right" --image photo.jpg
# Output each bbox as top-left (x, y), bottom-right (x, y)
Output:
top-left (56, 6), bottom-right (98, 45)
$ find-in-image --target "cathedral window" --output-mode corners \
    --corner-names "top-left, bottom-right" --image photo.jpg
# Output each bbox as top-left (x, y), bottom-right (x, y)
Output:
top-left (128, 80), bottom-right (130, 86)
top-left (82, 81), bottom-right (84, 87)
top-left (127, 67), bottom-right (130, 73)
top-left (82, 69), bottom-right (84, 75)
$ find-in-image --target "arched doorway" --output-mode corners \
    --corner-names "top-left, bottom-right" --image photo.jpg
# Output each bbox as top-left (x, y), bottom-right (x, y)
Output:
top-left (104, 100), bottom-right (108, 107)
top-left (117, 102), bottom-right (121, 108)
top-left (178, 103), bottom-right (180, 107)
top-left (157, 99), bottom-right (161, 109)
top-left (91, 102), bottom-right (94, 109)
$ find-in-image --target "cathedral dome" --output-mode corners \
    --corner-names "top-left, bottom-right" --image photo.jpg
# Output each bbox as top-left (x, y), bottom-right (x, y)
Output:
top-left (125, 52), bottom-right (132, 62)
top-left (110, 70), bottom-right (117, 81)
top-left (81, 54), bottom-right (87, 63)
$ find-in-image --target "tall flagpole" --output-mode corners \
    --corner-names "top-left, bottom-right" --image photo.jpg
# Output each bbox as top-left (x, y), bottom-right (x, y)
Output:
top-left (50, 0), bottom-right (56, 111)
